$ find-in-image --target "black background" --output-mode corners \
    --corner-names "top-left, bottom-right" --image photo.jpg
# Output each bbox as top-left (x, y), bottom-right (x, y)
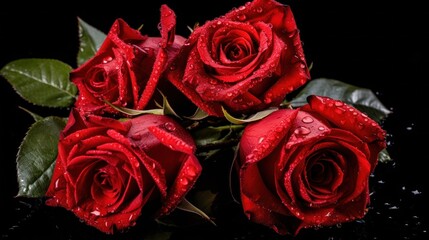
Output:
top-left (1, 0), bottom-right (428, 239)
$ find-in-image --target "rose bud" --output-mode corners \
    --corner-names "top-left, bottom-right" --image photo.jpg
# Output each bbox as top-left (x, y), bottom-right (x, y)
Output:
top-left (165, 0), bottom-right (310, 117)
top-left (237, 95), bottom-right (386, 235)
top-left (45, 109), bottom-right (202, 233)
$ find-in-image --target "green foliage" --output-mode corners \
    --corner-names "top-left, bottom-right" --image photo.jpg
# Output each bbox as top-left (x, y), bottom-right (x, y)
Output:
top-left (0, 59), bottom-right (76, 107)
top-left (16, 117), bottom-right (67, 197)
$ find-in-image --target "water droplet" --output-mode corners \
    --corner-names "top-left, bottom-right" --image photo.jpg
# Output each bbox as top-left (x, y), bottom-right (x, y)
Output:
top-left (163, 122), bottom-right (176, 132)
top-left (294, 126), bottom-right (311, 136)
top-left (237, 14), bottom-right (247, 21)
top-left (186, 166), bottom-right (197, 177)
top-left (226, 92), bottom-right (233, 97)
top-left (102, 56), bottom-right (113, 64)
top-left (91, 210), bottom-right (101, 216)
top-left (216, 20), bottom-right (222, 25)
top-left (256, 7), bottom-right (263, 13)
top-left (318, 126), bottom-right (325, 131)
top-left (267, 23), bottom-right (273, 28)
top-left (180, 178), bottom-right (189, 185)
top-left (334, 101), bottom-right (344, 107)
top-left (239, 5), bottom-right (246, 10)
top-left (411, 189), bottom-right (422, 195)
top-left (134, 162), bottom-right (140, 168)
top-left (258, 137), bottom-right (265, 143)
top-left (301, 116), bottom-right (314, 123)
top-left (152, 162), bottom-right (156, 169)
top-left (55, 178), bottom-right (60, 189)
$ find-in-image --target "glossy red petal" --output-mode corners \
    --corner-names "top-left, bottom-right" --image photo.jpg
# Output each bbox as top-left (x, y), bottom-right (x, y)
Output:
top-left (240, 109), bottom-right (298, 165)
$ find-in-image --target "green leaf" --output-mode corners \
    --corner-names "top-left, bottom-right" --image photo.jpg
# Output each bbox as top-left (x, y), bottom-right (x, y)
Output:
top-left (177, 198), bottom-right (216, 226)
top-left (16, 116), bottom-right (67, 197)
top-left (77, 17), bottom-right (106, 66)
top-left (191, 190), bottom-right (218, 215)
top-left (184, 108), bottom-right (209, 121)
top-left (289, 78), bottom-right (392, 123)
top-left (0, 59), bottom-right (76, 107)
top-left (18, 106), bottom-right (43, 121)
top-left (159, 91), bottom-right (181, 119)
top-left (378, 148), bottom-right (392, 163)
top-left (104, 99), bottom-right (164, 116)
top-left (222, 106), bottom-right (278, 125)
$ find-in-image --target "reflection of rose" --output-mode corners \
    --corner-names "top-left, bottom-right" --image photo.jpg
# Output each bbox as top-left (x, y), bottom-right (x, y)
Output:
top-left (238, 95), bottom-right (386, 235)
top-left (46, 109), bottom-right (202, 234)
top-left (165, 0), bottom-right (310, 117)
top-left (72, 6), bottom-right (183, 116)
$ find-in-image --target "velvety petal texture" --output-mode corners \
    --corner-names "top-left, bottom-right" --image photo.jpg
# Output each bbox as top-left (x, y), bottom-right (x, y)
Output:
top-left (45, 109), bottom-right (201, 234)
top-left (165, 0), bottom-right (310, 116)
top-left (238, 95), bottom-right (386, 235)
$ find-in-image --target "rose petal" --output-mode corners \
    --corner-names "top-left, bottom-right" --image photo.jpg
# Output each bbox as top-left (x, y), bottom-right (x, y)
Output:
top-left (240, 109), bottom-right (298, 165)
top-left (156, 155), bottom-right (202, 216)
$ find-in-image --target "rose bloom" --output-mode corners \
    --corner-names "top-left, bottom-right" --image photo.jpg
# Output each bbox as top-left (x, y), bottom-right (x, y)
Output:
top-left (238, 95), bottom-right (386, 235)
top-left (72, 5), bottom-right (184, 116)
top-left (45, 109), bottom-right (201, 233)
top-left (165, 0), bottom-right (310, 117)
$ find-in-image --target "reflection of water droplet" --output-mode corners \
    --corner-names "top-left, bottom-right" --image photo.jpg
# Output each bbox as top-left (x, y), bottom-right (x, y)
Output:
top-left (389, 206), bottom-right (399, 210)
top-left (378, 180), bottom-right (385, 184)
top-left (411, 189), bottom-right (422, 195)
top-left (102, 56), bottom-right (113, 64)
top-left (302, 116), bottom-right (314, 123)
top-left (55, 178), bottom-right (60, 189)
top-left (163, 122), bottom-right (176, 132)
top-left (91, 210), bottom-right (101, 216)
top-left (318, 126), bottom-right (325, 131)
top-left (294, 126), bottom-right (311, 136)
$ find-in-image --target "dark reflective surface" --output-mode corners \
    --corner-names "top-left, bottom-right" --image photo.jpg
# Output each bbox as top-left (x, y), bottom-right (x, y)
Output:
top-left (1, 1), bottom-right (428, 239)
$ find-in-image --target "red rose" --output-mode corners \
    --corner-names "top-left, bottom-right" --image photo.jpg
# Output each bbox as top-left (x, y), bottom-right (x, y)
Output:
top-left (72, 5), bottom-right (184, 115)
top-left (238, 95), bottom-right (386, 235)
top-left (165, 0), bottom-right (310, 116)
top-left (45, 109), bottom-right (201, 233)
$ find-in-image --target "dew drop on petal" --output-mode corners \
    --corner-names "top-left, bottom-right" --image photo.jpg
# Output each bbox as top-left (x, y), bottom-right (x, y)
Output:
top-left (163, 122), bottom-right (176, 132)
top-left (180, 178), bottom-right (189, 185)
top-left (102, 56), bottom-right (113, 64)
top-left (256, 7), bottom-right (263, 13)
top-left (334, 101), bottom-right (344, 107)
top-left (294, 126), bottom-right (311, 136)
top-left (237, 14), bottom-right (247, 21)
top-left (318, 126), bottom-right (325, 131)
top-left (302, 116), bottom-right (314, 123)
